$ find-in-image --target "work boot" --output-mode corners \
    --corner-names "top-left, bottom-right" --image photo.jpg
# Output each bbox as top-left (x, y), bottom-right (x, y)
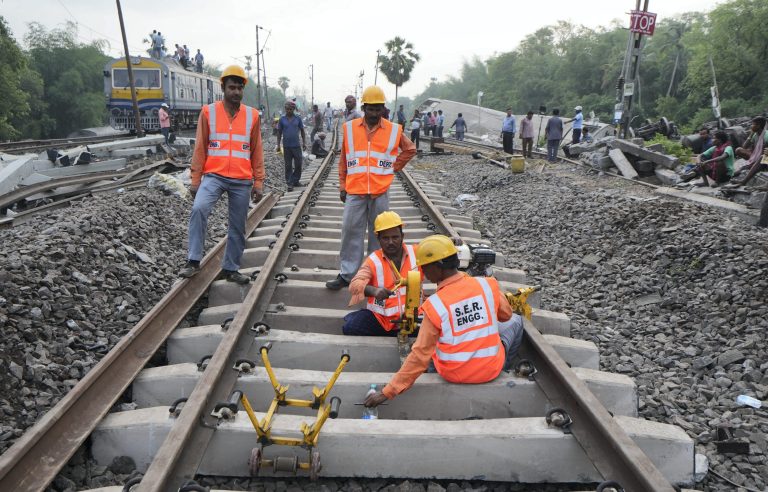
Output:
top-left (179, 260), bottom-right (200, 278)
top-left (287, 185), bottom-right (294, 192)
top-left (223, 270), bottom-right (250, 284)
top-left (325, 274), bottom-right (349, 290)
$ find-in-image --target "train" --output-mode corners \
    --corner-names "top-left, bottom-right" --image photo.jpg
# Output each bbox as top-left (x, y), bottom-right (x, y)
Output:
top-left (103, 56), bottom-right (223, 132)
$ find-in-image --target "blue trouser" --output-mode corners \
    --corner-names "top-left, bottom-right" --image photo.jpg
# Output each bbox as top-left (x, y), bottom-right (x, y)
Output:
top-left (160, 127), bottom-right (169, 145)
top-left (547, 139), bottom-right (560, 161)
top-left (342, 309), bottom-right (397, 336)
top-left (284, 147), bottom-right (303, 185)
top-left (325, 117), bottom-right (332, 131)
top-left (188, 173), bottom-right (252, 271)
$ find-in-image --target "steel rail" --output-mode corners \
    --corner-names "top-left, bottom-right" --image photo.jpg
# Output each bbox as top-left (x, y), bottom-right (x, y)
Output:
top-left (520, 319), bottom-right (675, 491)
top-left (0, 134), bottom-right (133, 153)
top-left (402, 161), bottom-right (674, 491)
top-left (0, 192), bottom-right (279, 492)
top-left (398, 168), bottom-right (459, 239)
top-left (138, 126), bottom-right (340, 492)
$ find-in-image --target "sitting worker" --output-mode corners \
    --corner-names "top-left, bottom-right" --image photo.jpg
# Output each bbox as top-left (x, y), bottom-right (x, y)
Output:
top-left (364, 235), bottom-right (525, 407)
top-left (311, 132), bottom-right (329, 158)
top-left (342, 211), bottom-right (422, 336)
top-left (681, 130), bottom-right (734, 187)
top-left (730, 116), bottom-right (767, 186)
top-left (581, 127), bottom-right (593, 144)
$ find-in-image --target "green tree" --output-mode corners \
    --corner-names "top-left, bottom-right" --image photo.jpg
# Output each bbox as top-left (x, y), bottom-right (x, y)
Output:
top-left (24, 21), bottom-right (109, 137)
top-left (278, 76), bottom-right (290, 96)
top-left (378, 37), bottom-right (420, 111)
top-left (0, 16), bottom-right (35, 140)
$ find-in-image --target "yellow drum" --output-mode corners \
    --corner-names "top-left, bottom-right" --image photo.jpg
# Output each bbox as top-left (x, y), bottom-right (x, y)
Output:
top-left (508, 156), bottom-right (525, 173)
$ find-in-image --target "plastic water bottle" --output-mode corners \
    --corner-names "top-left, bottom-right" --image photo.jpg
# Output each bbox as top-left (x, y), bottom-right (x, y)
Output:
top-left (736, 395), bottom-right (762, 409)
top-left (362, 384), bottom-right (378, 420)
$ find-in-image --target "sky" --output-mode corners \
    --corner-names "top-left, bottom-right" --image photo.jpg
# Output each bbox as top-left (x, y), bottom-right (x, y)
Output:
top-left (1, 0), bottom-right (722, 106)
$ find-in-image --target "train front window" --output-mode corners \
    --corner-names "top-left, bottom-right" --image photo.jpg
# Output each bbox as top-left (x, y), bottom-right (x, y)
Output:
top-left (112, 68), bottom-right (161, 89)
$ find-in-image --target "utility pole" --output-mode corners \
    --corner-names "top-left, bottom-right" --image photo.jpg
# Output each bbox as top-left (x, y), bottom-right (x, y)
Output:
top-left (115, 0), bottom-right (144, 137)
top-left (619, 0), bottom-right (654, 139)
top-left (261, 50), bottom-right (271, 121)
top-left (374, 49), bottom-right (381, 85)
top-left (358, 70), bottom-right (364, 96)
top-left (309, 64), bottom-right (314, 108)
top-left (255, 25), bottom-right (262, 110)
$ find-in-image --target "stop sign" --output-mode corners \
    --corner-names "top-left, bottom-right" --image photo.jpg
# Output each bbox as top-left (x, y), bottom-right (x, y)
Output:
top-left (629, 10), bottom-right (657, 36)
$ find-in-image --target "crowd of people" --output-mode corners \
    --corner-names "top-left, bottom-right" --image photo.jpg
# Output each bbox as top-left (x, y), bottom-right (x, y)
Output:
top-left (147, 29), bottom-right (204, 72)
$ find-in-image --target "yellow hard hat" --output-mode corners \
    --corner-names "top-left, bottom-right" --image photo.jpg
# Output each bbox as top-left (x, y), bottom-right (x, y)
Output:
top-left (416, 235), bottom-right (458, 266)
top-left (220, 65), bottom-right (248, 85)
top-left (361, 85), bottom-right (386, 105)
top-left (374, 211), bottom-right (404, 233)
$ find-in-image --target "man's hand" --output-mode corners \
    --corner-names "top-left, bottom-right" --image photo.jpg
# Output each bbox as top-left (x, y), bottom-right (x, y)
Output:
top-left (373, 287), bottom-right (394, 301)
top-left (339, 190), bottom-right (347, 203)
top-left (364, 391), bottom-right (388, 408)
top-left (251, 188), bottom-right (263, 203)
top-left (190, 186), bottom-right (198, 199)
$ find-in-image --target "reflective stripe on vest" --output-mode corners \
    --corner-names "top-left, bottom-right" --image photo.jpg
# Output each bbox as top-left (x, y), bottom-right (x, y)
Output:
top-left (204, 101), bottom-right (256, 180)
top-left (343, 119), bottom-right (402, 195)
top-left (364, 245), bottom-right (419, 329)
top-left (426, 276), bottom-right (504, 381)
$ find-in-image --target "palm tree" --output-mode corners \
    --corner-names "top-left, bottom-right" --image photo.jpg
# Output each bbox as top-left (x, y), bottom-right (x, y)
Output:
top-left (278, 76), bottom-right (290, 96)
top-left (660, 19), bottom-right (691, 97)
top-left (377, 37), bottom-right (420, 111)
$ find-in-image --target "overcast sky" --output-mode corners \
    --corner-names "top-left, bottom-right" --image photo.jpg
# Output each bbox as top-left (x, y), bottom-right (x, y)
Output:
top-left (2, 0), bottom-right (720, 106)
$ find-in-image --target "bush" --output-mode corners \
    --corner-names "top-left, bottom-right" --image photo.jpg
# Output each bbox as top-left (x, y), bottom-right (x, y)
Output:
top-left (647, 134), bottom-right (693, 161)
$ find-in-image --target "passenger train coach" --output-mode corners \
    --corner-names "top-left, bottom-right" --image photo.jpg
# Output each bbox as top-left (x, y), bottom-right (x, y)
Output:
top-left (104, 56), bottom-right (223, 132)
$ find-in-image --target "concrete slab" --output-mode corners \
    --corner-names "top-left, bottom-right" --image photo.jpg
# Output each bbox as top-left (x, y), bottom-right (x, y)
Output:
top-left (608, 149), bottom-right (639, 180)
top-left (655, 168), bottom-right (680, 186)
top-left (87, 135), bottom-right (164, 156)
top-left (198, 304), bottom-right (569, 338)
top-left (91, 407), bottom-right (694, 484)
top-left (167, 328), bottom-right (596, 370)
top-left (207, 278), bottom-right (538, 310)
top-left (110, 147), bottom-right (155, 158)
top-left (38, 159), bottom-right (128, 178)
top-left (655, 187), bottom-right (759, 220)
top-left (132, 364), bottom-right (636, 418)
top-left (0, 155), bottom-right (52, 196)
top-left (611, 138), bottom-right (679, 170)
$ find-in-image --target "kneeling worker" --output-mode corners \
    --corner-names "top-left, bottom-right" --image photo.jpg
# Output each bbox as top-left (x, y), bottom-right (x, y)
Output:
top-left (364, 235), bottom-right (524, 407)
top-left (343, 211), bottom-right (422, 336)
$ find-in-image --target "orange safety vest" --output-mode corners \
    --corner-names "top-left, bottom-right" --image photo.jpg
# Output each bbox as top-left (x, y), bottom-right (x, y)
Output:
top-left (364, 244), bottom-right (421, 331)
top-left (421, 275), bottom-right (505, 383)
top-left (343, 117), bottom-right (403, 195)
top-left (202, 101), bottom-right (258, 180)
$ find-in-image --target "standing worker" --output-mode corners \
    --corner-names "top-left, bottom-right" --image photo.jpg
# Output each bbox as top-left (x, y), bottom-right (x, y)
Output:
top-left (179, 65), bottom-right (264, 284)
top-left (409, 110), bottom-right (421, 149)
top-left (276, 100), bottom-right (307, 192)
top-left (450, 113), bottom-right (467, 141)
top-left (158, 103), bottom-right (171, 145)
top-left (501, 108), bottom-right (516, 154)
top-left (343, 95), bottom-right (363, 121)
top-left (310, 104), bottom-right (323, 141)
top-left (194, 49), bottom-right (204, 73)
top-left (325, 85), bottom-right (417, 290)
top-left (436, 109), bottom-right (445, 138)
top-left (363, 235), bottom-right (525, 407)
top-left (545, 109), bottom-right (563, 163)
top-left (323, 101), bottom-right (334, 131)
top-left (566, 106), bottom-right (583, 144)
top-left (342, 211), bottom-right (422, 336)
top-left (519, 111), bottom-right (534, 158)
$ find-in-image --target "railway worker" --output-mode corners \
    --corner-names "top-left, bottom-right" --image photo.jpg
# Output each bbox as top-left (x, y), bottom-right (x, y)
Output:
top-left (179, 65), bottom-right (264, 284)
top-left (325, 85), bottom-right (417, 290)
top-left (565, 106), bottom-right (584, 144)
top-left (364, 235), bottom-right (525, 408)
top-left (311, 132), bottom-right (329, 159)
top-left (276, 100), bottom-right (307, 191)
top-left (194, 49), bottom-right (204, 73)
top-left (342, 211), bottom-right (423, 336)
top-left (436, 109), bottom-right (445, 138)
top-left (323, 102), bottom-right (334, 130)
top-left (396, 104), bottom-right (406, 129)
top-left (343, 95), bottom-right (363, 122)
top-left (545, 109), bottom-right (563, 163)
top-left (729, 116), bottom-right (767, 187)
top-left (520, 111), bottom-right (535, 158)
top-left (450, 113), bottom-right (467, 141)
top-left (501, 108), bottom-right (516, 154)
top-left (310, 104), bottom-right (323, 141)
top-left (158, 103), bottom-right (171, 145)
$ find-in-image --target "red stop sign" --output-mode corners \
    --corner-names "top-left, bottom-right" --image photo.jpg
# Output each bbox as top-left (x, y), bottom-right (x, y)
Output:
top-left (629, 10), bottom-right (657, 36)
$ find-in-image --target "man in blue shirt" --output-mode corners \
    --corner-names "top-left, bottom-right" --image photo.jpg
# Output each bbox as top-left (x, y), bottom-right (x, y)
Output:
top-left (501, 108), bottom-right (516, 153)
top-left (396, 104), bottom-right (406, 129)
top-left (451, 113), bottom-right (467, 141)
top-left (276, 100), bottom-right (307, 191)
top-left (436, 109), bottom-right (445, 137)
top-left (566, 106), bottom-right (584, 144)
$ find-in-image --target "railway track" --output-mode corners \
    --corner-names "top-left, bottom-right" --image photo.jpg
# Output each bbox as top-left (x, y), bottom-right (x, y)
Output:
top-left (0, 134), bottom-right (135, 154)
top-left (0, 125), bottom-right (696, 491)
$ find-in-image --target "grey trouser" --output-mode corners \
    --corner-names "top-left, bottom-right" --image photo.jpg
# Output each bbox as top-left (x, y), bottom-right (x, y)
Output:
top-left (499, 314), bottom-right (525, 369)
top-left (339, 192), bottom-right (389, 280)
top-left (188, 174), bottom-right (252, 271)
